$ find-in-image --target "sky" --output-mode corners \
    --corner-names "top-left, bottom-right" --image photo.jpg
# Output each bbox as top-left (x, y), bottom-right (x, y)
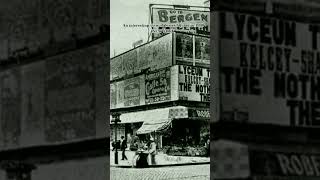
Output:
top-left (110, 0), bottom-right (208, 57)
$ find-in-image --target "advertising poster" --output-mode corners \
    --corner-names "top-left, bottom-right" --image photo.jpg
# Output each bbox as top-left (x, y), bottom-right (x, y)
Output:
top-left (176, 33), bottom-right (193, 65)
top-left (0, 68), bottom-right (21, 149)
top-left (195, 36), bottom-right (210, 67)
top-left (0, 0), bottom-right (107, 61)
top-left (137, 33), bottom-right (173, 72)
top-left (218, 11), bottom-right (320, 127)
top-left (110, 33), bottom-right (173, 81)
top-left (110, 55), bottom-right (124, 80)
top-left (110, 83), bottom-right (117, 109)
top-left (122, 49), bottom-right (138, 76)
top-left (21, 61), bottom-right (45, 146)
top-left (177, 65), bottom-right (210, 102)
top-left (116, 75), bottom-right (145, 108)
top-left (175, 33), bottom-right (210, 67)
top-left (151, 8), bottom-right (210, 39)
top-left (45, 48), bottom-right (96, 143)
top-left (145, 67), bottom-right (171, 104)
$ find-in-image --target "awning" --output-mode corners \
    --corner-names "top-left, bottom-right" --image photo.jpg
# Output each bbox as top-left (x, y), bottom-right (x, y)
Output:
top-left (136, 118), bottom-right (172, 135)
top-left (110, 106), bottom-right (209, 134)
top-left (109, 106), bottom-right (189, 124)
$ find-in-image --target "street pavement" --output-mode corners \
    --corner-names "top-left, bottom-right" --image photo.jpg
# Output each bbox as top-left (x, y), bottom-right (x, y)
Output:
top-left (110, 164), bottom-right (210, 180)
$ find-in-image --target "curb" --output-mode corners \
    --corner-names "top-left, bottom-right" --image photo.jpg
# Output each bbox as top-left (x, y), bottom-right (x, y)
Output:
top-left (110, 161), bottom-right (210, 168)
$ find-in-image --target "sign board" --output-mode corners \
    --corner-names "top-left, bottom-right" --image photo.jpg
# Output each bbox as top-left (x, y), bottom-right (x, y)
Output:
top-left (175, 65), bottom-right (210, 102)
top-left (151, 7), bottom-right (210, 39)
top-left (250, 150), bottom-right (320, 178)
top-left (45, 49), bottom-right (96, 143)
top-left (145, 67), bottom-right (171, 104)
top-left (0, 43), bottom-right (106, 150)
top-left (188, 108), bottom-right (210, 119)
top-left (0, 0), bottom-right (107, 62)
top-left (175, 33), bottom-right (210, 67)
top-left (111, 33), bottom-right (173, 81)
top-left (115, 75), bottom-right (145, 108)
top-left (217, 11), bottom-right (320, 127)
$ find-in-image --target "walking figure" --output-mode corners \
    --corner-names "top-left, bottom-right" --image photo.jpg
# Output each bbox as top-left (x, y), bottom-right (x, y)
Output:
top-left (149, 137), bottom-right (157, 165)
top-left (121, 136), bottom-right (128, 160)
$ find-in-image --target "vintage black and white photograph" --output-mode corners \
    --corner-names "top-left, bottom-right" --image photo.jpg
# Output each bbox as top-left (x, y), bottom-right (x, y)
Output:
top-left (110, 0), bottom-right (210, 179)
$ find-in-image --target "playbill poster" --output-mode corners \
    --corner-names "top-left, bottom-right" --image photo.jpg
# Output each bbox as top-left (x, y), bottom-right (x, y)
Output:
top-left (110, 0), bottom-right (210, 179)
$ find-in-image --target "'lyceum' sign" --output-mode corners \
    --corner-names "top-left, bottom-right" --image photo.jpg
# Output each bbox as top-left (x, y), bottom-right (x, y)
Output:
top-left (218, 11), bottom-right (320, 127)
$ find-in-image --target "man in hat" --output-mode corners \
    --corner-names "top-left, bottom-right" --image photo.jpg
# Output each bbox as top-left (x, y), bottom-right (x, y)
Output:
top-left (120, 136), bottom-right (128, 160)
top-left (148, 137), bottom-right (157, 165)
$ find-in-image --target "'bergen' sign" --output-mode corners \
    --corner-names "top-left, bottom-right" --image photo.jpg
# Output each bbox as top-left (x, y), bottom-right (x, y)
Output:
top-left (151, 8), bottom-right (209, 39)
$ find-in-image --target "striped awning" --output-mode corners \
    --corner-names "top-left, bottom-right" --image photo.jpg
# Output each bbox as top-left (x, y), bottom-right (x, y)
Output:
top-left (136, 118), bottom-right (172, 134)
top-left (109, 106), bottom-right (189, 124)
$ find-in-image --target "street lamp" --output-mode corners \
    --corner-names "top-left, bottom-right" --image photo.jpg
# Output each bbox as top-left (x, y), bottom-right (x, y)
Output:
top-left (111, 112), bottom-right (121, 164)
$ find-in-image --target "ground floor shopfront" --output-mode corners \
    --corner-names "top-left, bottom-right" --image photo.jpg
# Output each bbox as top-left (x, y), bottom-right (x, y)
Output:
top-left (110, 106), bottom-right (210, 157)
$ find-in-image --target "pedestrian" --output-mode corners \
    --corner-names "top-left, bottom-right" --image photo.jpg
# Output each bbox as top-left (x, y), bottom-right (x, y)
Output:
top-left (121, 136), bottom-right (128, 160)
top-left (205, 137), bottom-right (210, 157)
top-left (148, 137), bottom-right (157, 165)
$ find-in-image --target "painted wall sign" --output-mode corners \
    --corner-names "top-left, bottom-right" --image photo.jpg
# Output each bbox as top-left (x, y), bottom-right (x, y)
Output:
top-left (111, 34), bottom-right (172, 81)
top-left (45, 48), bottom-right (96, 143)
top-left (115, 75), bottom-right (145, 108)
top-left (145, 67), bottom-right (171, 104)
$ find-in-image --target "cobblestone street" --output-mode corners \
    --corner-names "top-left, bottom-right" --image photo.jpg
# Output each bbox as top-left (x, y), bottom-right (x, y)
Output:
top-left (110, 164), bottom-right (210, 180)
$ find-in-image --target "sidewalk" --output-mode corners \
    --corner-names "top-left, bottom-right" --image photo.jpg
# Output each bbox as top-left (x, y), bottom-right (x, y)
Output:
top-left (110, 149), bottom-right (210, 168)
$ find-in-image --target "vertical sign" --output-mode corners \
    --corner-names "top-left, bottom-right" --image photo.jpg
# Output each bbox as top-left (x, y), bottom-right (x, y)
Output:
top-left (45, 48), bottom-right (96, 143)
top-left (145, 67), bottom-right (171, 104)
top-left (110, 83), bottom-right (117, 109)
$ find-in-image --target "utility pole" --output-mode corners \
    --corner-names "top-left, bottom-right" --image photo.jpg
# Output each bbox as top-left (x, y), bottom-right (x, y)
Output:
top-left (111, 112), bottom-right (121, 164)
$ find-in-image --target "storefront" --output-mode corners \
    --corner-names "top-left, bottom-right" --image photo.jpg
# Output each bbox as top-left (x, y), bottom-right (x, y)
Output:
top-left (110, 106), bottom-right (210, 156)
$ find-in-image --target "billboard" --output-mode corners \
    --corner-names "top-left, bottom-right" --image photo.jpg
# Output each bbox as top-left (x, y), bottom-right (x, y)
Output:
top-left (175, 33), bottom-right (210, 67)
top-left (217, 11), bottom-right (320, 127)
top-left (151, 7), bottom-right (210, 39)
top-left (175, 65), bottom-right (210, 102)
top-left (45, 48), bottom-right (96, 143)
top-left (115, 75), bottom-right (145, 108)
top-left (145, 67), bottom-right (171, 104)
top-left (0, 0), bottom-right (107, 62)
top-left (110, 33), bottom-right (173, 81)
